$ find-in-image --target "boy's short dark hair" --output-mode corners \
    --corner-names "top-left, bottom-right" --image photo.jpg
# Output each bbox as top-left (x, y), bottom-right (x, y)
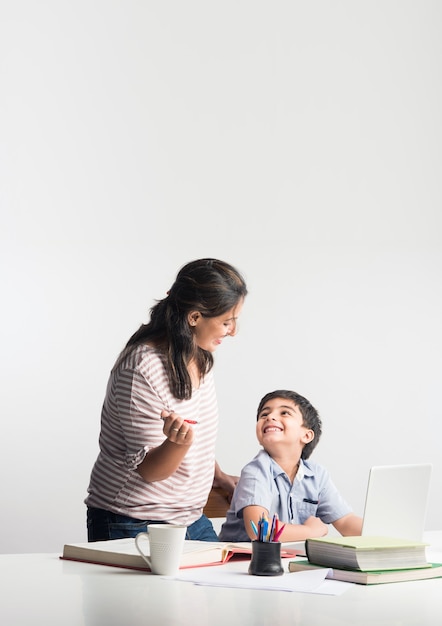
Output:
top-left (256, 389), bottom-right (322, 459)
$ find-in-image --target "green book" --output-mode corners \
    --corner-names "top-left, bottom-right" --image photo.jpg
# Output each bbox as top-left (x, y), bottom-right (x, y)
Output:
top-left (288, 559), bottom-right (442, 585)
top-left (305, 536), bottom-right (429, 571)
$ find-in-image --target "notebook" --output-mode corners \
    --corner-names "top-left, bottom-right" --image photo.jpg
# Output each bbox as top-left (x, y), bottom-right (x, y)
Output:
top-left (361, 463), bottom-right (432, 541)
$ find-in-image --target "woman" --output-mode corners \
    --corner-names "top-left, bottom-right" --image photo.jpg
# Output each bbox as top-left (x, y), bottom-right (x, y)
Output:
top-left (86, 258), bottom-right (247, 542)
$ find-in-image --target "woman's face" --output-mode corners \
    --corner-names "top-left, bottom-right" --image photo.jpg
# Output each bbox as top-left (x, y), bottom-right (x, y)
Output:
top-left (189, 300), bottom-right (244, 352)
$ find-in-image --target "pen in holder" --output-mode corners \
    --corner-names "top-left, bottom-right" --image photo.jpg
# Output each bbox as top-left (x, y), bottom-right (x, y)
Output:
top-left (248, 512), bottom-right (284, 576)
top-left (248, 540), bottom-right (284, 576)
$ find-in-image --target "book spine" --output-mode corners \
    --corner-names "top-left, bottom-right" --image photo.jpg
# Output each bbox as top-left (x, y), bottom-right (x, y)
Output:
top-left (305, 540), bottom-right (312, 563)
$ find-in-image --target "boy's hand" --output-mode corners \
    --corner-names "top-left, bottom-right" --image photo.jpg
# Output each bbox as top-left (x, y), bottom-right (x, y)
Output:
top-left (303, 516), bottom-right (328, 537)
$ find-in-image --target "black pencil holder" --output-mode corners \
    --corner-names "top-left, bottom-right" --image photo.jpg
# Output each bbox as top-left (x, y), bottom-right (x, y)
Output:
top-left (248, 540), bottom-right (284, 576)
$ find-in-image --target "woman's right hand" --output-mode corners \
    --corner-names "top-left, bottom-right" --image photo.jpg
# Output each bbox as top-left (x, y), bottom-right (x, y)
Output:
top-left (161, 410), bottom-right (194, 446)
top-left (137, 410), bottom-right (195, 482)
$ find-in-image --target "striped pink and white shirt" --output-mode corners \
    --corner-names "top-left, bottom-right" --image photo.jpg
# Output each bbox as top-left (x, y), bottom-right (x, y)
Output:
top-left (85, 344), bottom-right (218, 525)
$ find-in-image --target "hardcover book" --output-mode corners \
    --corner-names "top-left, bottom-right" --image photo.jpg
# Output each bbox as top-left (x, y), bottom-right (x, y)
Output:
top-left (305, 536), bottom-right (429, 571)
top-left (61, 538), bottom-right (298, 572)
top-left (288, 559), bottom-right (442, 585)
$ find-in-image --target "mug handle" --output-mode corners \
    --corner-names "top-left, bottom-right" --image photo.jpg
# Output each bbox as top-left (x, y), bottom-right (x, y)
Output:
top-left (135, 532), bottom-right (152, 569)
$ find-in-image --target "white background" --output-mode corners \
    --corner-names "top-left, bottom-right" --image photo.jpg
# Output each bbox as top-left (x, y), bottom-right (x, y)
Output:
top-left (1, 1), bottom-right (441, 554)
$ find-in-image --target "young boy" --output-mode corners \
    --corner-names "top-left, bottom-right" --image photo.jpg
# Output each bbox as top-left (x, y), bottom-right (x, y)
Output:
top-left (218, 389), bottom-right (362, 542)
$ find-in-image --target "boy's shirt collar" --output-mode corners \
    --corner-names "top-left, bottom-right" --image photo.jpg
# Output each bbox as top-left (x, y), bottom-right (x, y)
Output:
top-left (264, 450), bottom-right (312, 481)
top-left (295, 460), bottom-right (306, 482)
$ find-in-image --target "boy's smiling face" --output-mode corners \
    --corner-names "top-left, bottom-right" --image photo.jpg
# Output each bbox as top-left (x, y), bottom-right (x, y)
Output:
top-left (256, 397), bottom-right (314, 453)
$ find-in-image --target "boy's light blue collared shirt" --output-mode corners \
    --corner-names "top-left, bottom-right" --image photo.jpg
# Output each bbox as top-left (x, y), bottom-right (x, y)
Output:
top-left (218, 449), bottom-right (352, 542)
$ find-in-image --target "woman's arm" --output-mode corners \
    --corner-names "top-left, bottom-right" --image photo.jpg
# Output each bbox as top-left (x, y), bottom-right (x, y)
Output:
top-left (136, 410), bottom-right (194, 482)
top-left (212, 461), bottom-right (239, 498)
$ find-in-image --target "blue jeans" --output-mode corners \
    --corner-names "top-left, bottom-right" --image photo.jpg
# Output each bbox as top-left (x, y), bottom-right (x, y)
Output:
top-left (87, 507), bottom-right (219, 542)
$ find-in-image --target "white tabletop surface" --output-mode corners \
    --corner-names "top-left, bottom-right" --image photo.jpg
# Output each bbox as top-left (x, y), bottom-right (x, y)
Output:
top-left (1, 531), bottom-right (441, 626)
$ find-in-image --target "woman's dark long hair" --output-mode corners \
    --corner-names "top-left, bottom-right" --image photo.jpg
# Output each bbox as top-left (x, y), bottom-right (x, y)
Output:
top-left (116, 258), bottom-right (247, 400)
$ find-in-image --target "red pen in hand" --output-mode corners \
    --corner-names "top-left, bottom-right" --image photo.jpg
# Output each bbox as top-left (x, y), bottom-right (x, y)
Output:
top-left (161, 414), bottom-right (198, 424)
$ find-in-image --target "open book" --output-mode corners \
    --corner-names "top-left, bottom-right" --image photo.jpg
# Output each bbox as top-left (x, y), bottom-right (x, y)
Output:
top-left (61, 538), bottom-right (299, 572)
top-left (288, 559), bottom-right (442, 585)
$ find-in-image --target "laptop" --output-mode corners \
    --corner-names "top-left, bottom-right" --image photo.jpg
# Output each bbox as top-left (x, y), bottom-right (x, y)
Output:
top-left (291, 462), bottom-right (432, 555)
top-left (361, 463), bottom-right (432, 541)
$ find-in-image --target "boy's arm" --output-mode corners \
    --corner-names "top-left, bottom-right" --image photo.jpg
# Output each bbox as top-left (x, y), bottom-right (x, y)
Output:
top-left (242, 506), bottom-right (328, 542)
top-left (332, 513), bottom-right (363, 536)
top-left (242, 505), bottom-right (270, 540)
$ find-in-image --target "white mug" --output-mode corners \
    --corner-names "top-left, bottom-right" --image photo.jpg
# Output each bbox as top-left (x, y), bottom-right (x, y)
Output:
top-left (135, 524), bottom-right (187, 576)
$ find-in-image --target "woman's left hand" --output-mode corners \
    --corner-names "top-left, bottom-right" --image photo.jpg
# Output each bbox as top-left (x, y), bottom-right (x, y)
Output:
top-left (213, 462), bottom-right (239, 499)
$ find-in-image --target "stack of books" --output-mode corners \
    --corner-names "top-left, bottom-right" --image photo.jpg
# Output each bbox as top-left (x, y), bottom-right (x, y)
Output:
top-left (288, 536), bottom-right (442, 585)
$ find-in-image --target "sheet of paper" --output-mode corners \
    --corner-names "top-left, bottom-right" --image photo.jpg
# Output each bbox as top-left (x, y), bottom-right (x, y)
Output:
top-left (174, 567), bottom-right (352, 595)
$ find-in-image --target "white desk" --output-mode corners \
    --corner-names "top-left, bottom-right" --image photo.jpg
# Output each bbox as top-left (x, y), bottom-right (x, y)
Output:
top-left (1, 531), bottom-right (441, 626)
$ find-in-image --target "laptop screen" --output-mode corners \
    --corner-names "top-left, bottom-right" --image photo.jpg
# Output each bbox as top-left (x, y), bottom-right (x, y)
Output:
top-left (361, 463), bottom-right (432, 541)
